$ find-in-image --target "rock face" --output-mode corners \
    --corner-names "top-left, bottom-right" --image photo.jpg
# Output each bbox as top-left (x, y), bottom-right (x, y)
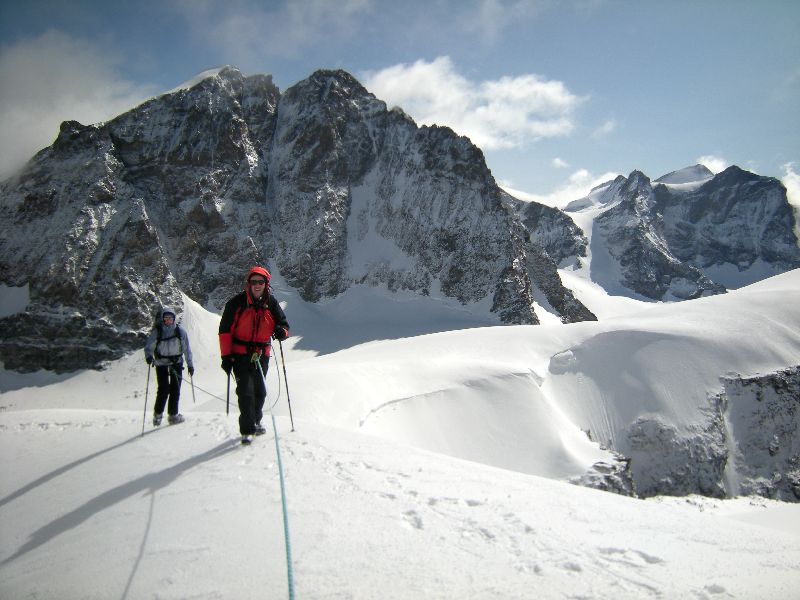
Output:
top-left (0, 66), bottom-right (592, 372)
top-left (0, 68), bottom-right (280, 371)
top-left (587, 166), bottom-right (800, 300)
top-left (592, 171), bottom-right (726, 301)
top-left (621, 366), bottom-right (800, 502)
top-left (656, 166), bottom-right (800, 278)
top-left (625, 410), bottom-right (731, 498)
top-left (519, 199), bottom-right (596, 323)
top-left (720, 367), bottom-right (800, 501)
top-left (520, 200), bottom-right (587, 266)
top-left (572, 454), bottom-right (637, 497)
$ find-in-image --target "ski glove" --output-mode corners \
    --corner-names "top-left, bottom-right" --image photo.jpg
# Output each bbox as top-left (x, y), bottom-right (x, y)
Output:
top-left (188, 366), bottom-right (195, 376)
top-left (146, 356), bottom-right (154, 366)
top-left (221, 356), bottom-right (234, 375)
top-left (273, 326), bottom-right (288, 342)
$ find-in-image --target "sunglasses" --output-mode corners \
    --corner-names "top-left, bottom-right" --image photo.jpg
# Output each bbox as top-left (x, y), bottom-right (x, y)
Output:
top-left (249, 279), bottom-right (267, 286)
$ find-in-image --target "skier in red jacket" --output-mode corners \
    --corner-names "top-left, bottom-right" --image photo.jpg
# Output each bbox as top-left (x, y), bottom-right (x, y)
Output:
top-left (219, 266), bottom-right (290, 444)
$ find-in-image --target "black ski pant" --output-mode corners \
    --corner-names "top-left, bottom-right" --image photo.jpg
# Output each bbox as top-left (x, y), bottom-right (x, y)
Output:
top-left (154, 363), bottom-right (183, 416)
top-left (231, 354), bottom-right (269, 435)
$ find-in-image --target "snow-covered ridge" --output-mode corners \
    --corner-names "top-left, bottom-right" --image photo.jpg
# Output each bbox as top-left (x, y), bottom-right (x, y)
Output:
top-left (653, 163), bottom-right (714, 186)
top-left (1, 271), bottom-right (799, 598)
top-left (165, 66), bottom-right (232, 94)
top-left (3, 269), bottom-right (799, 501)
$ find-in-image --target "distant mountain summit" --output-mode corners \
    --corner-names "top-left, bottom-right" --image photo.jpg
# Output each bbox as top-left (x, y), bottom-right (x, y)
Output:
top-left (0, 66), bottom-right (591, 372)
top-left (570, 165), bottom-right (800, 300)
top-left (653, 163), bottom-right (714, 185)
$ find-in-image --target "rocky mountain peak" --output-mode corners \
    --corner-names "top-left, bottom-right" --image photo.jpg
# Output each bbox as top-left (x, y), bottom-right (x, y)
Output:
top-left (702, 164), bottom-right (766, 190)
top-left (0, 66), bottom-right (593, 372)
top-left (306, 68), bottom-right (371, 96)
top-left (590, 164), bottom-right (799, 300)
top-left (626, 169), bottom-right (651, 187)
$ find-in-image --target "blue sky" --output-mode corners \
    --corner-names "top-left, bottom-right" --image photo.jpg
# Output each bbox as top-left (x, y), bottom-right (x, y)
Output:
top-left (1, 0), bottom-right (798, 203)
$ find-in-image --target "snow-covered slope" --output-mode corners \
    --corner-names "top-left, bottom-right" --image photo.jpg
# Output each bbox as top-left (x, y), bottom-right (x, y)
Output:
top-left (653, 163), bottom-right (714, 186)
top-left (2, 411), bottom-right (798, 600)
top-left (3, 270), bottom-right (799, 495)
top-left (284, 269), bottom-right (800, 498)
top-left (2, 267), bottom-right (799, 597)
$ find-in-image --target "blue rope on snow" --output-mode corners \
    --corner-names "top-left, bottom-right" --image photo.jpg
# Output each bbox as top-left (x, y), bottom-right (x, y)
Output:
top-left (258, 356), bottom-right (295, 600)
top-left (271, 412), bottom-right (295, 600)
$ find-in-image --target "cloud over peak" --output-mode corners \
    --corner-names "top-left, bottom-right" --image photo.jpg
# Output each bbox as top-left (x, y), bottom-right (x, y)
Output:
top-left (362, 56), bottom-right (583, 150)
top-left (0, 30), bottom-right (154, 178)
top-left (697, 155), bottom-right (729, 174)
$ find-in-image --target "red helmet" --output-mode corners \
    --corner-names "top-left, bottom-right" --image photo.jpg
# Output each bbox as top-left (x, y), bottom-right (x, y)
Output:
top-left (246, 266), bottom-right (271, 285)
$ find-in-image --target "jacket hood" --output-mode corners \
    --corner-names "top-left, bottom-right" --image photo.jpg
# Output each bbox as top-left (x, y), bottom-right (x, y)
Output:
top-left (244, 266), bottom-right (271, 304)
top-left (246, 266), bottom-right (271, 285)
top-left (159, 308), bottom-right (178, 335)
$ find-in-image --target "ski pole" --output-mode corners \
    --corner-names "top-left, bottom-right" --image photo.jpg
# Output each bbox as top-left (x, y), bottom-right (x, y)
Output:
top-left (226, 370), bottom-right (231, 415)
top-left (278, 339), bottom-right (295, 432)
top-left (190, 372), bottom-right (196, 404)
top-left (141, 363), bottom-right (152, 437)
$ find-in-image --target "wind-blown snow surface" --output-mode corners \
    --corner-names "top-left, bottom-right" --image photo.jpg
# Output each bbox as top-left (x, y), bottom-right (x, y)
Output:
top-left (2, 271), bottom-right (800, 598)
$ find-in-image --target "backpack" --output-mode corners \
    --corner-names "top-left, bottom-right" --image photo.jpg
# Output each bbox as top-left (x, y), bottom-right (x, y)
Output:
top-left (156, 322), bottom-right (184, 346)
top-left (152, 307), bottom-right (184, 359)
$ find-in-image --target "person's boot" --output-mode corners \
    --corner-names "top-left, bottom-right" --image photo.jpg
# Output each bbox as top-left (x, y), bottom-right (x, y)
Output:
top-left (254, 422), bottom-right (266, 436)
top-left (168, 414), bottom-right (185, 425)
top-left (153, 413), bottom-right (163, 426)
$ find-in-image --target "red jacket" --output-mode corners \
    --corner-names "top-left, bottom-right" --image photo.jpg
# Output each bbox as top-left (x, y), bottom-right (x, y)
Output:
top-left (218, 268), bottom-right (290, 357)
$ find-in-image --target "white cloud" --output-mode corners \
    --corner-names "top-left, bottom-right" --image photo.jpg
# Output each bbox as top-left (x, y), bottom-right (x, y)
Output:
top-left (362, 56), bottom-right (583, 150)
top-left (503, 167), bottom-right (619, 208)
top-left (552, 157), bottom-right (569, 168)
top-left (696, 155), bottom-right (729, 174)
top-left (591, 118), bottom-right (616, 138)
top-left (781, 162), bottom-right (800, 240)
top-left (0, 30), bottom-right (155, 179)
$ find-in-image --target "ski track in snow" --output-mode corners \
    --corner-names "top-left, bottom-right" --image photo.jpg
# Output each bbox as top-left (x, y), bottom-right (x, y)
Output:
top-left (2, 410), bottom-right (798, 599)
